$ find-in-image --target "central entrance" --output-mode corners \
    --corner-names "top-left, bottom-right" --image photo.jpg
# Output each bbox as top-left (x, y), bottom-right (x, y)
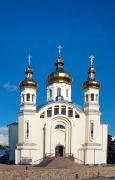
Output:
top-left (55, 145), bottom-right (64, 157)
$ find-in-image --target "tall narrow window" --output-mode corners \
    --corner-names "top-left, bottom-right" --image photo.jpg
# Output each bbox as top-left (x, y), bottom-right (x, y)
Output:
top-left (91, 94), bottom-right (94, 101)
top-left (61, 106), bottom-right (66, 115)
top-left (90, 121), bottom-right (94, 139)
top-left (54, 106), bottom-right (59, 115)
top-left (22, 94), bottom-right (24, 102)
top-left (47, 107), bottom-right (52, 117)
top-left (96, 94), bottom-right (98, 101)
top-left (66, 89), bottom-right (69, 97)
top-left (32, 94), bottom-right (34, 102)
top-left (86, 94), bottom-right (88, 102)
top-left (68, 107), bottom-right (73, 117)
top-left (49, 89), bottom-right (52, 98)
top-left (57, 88), bottom-right (61, 96)
top-left (26, 121), bottom-right (29, 138)
top-left (27, 93), bottom-right (30, 101)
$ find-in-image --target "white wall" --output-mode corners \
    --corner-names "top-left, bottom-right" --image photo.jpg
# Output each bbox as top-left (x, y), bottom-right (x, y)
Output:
top-left (47, 83), bottom-right (71, 102)
top-left (15, 101), bottom-right (108, 165)
top-left (8, 123), bottom-right (18, 161)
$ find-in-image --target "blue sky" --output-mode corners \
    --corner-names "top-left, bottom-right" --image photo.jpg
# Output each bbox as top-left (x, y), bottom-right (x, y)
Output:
top-left (0, 0), bottom-right (115, 137)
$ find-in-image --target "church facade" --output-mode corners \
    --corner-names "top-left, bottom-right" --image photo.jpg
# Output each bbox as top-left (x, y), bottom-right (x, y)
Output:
top-left (8, 51), bottom-right (108, 165)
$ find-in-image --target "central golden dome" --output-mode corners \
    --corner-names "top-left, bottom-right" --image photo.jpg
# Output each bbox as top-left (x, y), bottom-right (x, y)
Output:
top-left (47, 56), bottom-right (72, 85)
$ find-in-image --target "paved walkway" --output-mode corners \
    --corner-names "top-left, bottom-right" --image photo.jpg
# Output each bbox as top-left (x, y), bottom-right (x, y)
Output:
top-left (0, 158), bottom-right (114, 179)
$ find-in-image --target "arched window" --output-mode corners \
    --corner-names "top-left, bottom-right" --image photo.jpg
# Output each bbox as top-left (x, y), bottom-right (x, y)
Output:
top-left (91, 94), bottom-right (94, 101)
top-left (57, 88), bottom-right (61, 96)
top-left (32, 94), bottom-right (34, 102)
top-left (26, 93), bottom-right (30, 101)
top-left (55, 124), bottom-right (65, 129)
top-left (66, 89), bottom-right (68, 97)
top-left (49, 89), bottom-right (52, 98)
top-left (90, 121), bottom-right (94, 139)
top-left (86, 94), bottom-right (88, 102)
top-left (22, 94), bottom-right (24, 102)
top-left (26, 121), bottom-right (29, 138)
top-left (96, 94), bottom-right (98, 101)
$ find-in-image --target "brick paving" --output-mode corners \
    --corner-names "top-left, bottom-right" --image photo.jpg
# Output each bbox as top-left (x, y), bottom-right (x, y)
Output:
top-left (0, 158), bottom-right (114, 179)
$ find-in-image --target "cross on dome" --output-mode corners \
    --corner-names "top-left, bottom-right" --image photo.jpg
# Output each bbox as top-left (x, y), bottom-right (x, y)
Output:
top-left (57, 45), bottom-right (63, 56)
top-left (89, 55), bottom-right (95, 66)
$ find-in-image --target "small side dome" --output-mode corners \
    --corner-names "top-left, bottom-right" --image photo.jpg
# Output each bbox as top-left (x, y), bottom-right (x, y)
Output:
top-left (47, 56), bottom-right (72, 86)
top-left (83, 79), bottom-right (100, 90)
top-left (20, 79), bottom-right (38, 89)
top-left (83, 66), bottom-right (100, 90)
top-left (20, 66), bottom-right (38, 90)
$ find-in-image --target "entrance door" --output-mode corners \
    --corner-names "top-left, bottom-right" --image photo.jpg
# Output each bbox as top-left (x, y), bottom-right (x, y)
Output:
top-left (55, 145), bottom-right (64, 157)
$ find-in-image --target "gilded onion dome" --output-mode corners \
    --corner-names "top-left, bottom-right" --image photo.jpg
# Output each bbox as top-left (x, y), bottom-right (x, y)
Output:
top-left (20, 66), bottom-right (38, 90)
top-left (83, 66), bottom-right (100, 90)
top-left (47, 55), bottom-right (72, 85)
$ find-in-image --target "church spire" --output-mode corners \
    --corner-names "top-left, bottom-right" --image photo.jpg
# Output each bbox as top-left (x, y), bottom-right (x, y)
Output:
top-left (55, 45), bottom-right (64, 71)
top-left (83, 55), bottom-right (100, 90)
top-left (19, 55), bottom-right (38, 112)
top-left (25, 54), bottom-right (33, 79)
top-left (88, 55), bottom-right (96, 80)
top-left (20, 55), bottom-right (37, 90)
top-left (83, 55), bottom-right (100, 113)
top-left (47, 47), bottom-right (72, 102)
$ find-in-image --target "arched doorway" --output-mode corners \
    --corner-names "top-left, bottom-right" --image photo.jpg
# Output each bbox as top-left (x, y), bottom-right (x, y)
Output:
top-left (55, 145), bottom-right (65, 157)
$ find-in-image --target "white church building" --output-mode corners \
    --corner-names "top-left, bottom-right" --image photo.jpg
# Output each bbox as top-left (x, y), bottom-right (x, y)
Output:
top-left (8, 49), bottom-right (108, 165)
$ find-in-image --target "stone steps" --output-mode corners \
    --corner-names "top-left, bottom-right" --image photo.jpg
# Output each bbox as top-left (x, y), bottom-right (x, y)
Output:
top-left (35, 157), bottom-right (80, 168)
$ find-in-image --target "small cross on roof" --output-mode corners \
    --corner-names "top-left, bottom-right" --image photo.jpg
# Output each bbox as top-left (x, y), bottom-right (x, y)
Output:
top-left (57, 45), bottom-right (63, 56)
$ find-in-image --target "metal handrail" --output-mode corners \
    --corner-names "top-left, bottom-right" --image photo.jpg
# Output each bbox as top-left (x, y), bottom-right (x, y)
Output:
top-left (73, 157), bottom-right (85, 164)
top-left (64, 153), bottom-right (85, 164)
top-left (33, 154), bottom-right (55, 164)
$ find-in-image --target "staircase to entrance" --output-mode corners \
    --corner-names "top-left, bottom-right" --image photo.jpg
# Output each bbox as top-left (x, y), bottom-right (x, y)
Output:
top-left (35, 156), bottom-right (81, 168)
